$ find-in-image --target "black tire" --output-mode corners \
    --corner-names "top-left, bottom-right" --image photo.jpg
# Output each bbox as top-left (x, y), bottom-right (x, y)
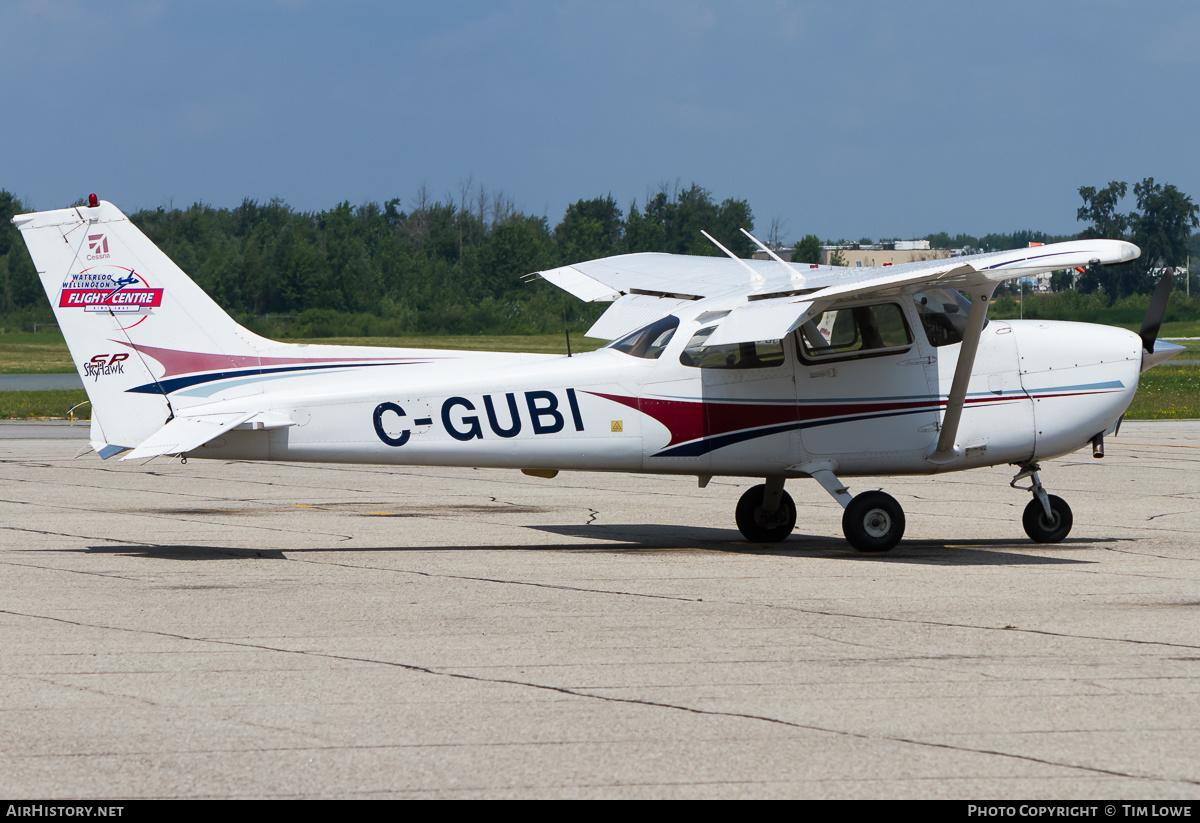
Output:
top-left (1022, 495), bottom-right (1073, 543)
top-left (735, 485), bottom-right (797, 543)
top-left (842, 490), bottom-right (905, 553)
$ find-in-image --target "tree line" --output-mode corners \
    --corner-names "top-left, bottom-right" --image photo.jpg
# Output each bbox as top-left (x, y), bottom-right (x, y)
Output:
top-left (0, 183), bottom-right (753, 336)
top-left (1, 178), bottom-right (1196, 337)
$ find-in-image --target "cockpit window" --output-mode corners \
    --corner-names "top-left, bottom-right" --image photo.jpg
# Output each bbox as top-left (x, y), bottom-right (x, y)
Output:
top-left (679, 327), bottom-right (785, 369)
top-left (913, 288), bottom-right (978, 347)
top-left (607, 315), bottom-right (679, 359)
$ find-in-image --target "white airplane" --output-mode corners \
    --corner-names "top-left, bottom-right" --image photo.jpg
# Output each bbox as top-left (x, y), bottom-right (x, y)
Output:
top-left (13, 197), bottom-right (1184, 552)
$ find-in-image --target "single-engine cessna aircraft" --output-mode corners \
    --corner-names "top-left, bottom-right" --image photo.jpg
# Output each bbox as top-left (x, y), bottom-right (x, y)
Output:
top-left (13, 197), bottom-right (1184, 551)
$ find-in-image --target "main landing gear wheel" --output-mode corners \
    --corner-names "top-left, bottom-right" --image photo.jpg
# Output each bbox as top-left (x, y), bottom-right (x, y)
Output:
top-left (735, 484), bottom-right (797, 543)
top-left (1022, 495), bottom-right (1073, 543)
top-left (842, 491), bottom-right (905, 553)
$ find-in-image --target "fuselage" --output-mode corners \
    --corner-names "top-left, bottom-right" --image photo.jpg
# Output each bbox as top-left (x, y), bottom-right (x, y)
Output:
top-left (188, 297), bottom-right (1144, 479)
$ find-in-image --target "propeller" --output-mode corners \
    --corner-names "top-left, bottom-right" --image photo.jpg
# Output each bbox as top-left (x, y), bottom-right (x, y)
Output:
top-left (1139, 268), bottom-right (1173, 353)
top-left (1139, 269), bottom-right (1186, 371)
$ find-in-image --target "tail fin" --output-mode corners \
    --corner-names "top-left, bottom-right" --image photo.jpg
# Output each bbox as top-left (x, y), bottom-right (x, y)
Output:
top-left (12, 199), bottom-right (270, 451)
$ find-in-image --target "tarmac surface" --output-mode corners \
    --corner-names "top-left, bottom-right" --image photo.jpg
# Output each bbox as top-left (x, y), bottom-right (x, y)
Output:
top-left (0, 374), bottom-right (83, 390)
top-left (1, 420), bottom-right (1198, 799)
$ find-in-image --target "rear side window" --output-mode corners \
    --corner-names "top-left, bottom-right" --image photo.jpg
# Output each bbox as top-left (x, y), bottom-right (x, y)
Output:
top-left (608, 315), bottom-right (679, 359)
top-left (679, 327), bottom-right (785, 369)
top-left (798, 303), bottom-right (912, 362)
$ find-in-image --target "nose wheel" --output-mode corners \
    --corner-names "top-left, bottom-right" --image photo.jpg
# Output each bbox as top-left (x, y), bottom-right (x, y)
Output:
top-left (1013, 464), bottom-right (1074, 543)
top-left (1022, 495), bottom-right (1072, 543)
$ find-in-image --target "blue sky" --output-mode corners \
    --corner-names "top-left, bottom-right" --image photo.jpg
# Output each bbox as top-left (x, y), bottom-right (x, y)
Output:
top-left (3, 0), bottom-right (1197, 243)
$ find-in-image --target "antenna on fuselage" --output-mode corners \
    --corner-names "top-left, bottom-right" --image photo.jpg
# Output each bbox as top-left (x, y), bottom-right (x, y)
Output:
top-left (701, 230), bottom-right (764, 285)
top-left (560, 290), bottom-right (573, 358)
top-left (739, 228), bottom-right (806, 284)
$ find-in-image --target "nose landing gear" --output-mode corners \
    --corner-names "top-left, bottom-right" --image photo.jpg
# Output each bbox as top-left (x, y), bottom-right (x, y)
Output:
top-left (1012, 464), bottom-right (1073, 543)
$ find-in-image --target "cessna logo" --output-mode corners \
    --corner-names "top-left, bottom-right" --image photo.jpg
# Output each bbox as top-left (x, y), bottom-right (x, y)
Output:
top-left (374, 389), bottom-right (585, 447)
top-left (59, 266), bottom-right (163, 313)
top-left (87, 234), bottom-right (110, 260)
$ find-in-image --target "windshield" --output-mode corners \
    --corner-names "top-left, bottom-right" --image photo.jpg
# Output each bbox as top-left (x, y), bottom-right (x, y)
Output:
top-left (607, 315), bottom-right (680, 359)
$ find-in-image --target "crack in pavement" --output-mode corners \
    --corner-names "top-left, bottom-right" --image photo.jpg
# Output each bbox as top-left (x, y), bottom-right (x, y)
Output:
top-left (266, 551), bottom-right (1200, 652)
top-left (1, 606), bottom-right (1193, 788)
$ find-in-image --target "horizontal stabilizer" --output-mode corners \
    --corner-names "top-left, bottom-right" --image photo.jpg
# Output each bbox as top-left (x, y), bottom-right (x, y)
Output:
top-left (120, 411), bottom-right (258, 461)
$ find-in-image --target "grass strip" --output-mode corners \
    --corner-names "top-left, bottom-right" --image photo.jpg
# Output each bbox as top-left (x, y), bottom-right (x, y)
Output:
top-left (1123, 365), bottom-right (1200, 419)
top-left (0, 390), bottom-right (91, 420)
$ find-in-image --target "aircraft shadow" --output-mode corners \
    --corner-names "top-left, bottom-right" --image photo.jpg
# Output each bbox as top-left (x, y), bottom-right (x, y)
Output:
top-left (77, 545), bottom-right (289, 561)
top-left (78, 526), bottom-right (1129, 566)
top-left (530, 524), bottom-right (1119, 565)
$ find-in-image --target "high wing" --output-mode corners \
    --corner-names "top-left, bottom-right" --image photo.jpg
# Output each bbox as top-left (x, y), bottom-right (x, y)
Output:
top-left (538, 239), bottom-right (1141, 344)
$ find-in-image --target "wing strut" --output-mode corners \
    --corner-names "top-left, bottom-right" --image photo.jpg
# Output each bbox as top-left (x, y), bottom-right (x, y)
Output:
top-left (926, 285), bottom-right (997, 465)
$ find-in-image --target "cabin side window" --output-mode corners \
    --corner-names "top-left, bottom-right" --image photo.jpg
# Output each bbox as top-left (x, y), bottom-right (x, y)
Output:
top-left (797, 302), bottom-right (912, 362)
top-left (678, 327), bottom-right (786, 369)
top-left (607, 315), bottom-right (680, 360)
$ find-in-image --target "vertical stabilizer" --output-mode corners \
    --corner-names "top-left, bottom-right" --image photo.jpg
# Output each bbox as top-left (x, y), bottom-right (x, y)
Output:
top-left (12, 199), bottom-right (270, 450)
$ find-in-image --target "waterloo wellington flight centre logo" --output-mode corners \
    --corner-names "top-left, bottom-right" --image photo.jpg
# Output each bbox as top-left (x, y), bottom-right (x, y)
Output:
top-left (59, 266), bottom-right (163, 314)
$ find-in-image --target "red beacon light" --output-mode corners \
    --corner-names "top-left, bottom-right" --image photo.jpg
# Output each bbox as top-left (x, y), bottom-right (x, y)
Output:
top-left (87, 193), bottom-right (99, 208)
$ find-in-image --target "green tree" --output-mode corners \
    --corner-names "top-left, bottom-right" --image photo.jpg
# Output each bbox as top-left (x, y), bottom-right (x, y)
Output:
top-left (793, 234), bottom-right (822, 264)
top-left (1077, 182), bottom-right (1130, 241)
top-left (622, 193), bottom-right (669, 253)
top-left (555, 195), bottom-right (622, 264)
top-left (1076, 179), bottom-right (1198, 297)
top-left (1130, 178), bottom-right (1199, 270)
top-left (1050, 270), bottom-right (1075, 292)
top-left (620, 184), bottom-right (753, 257)
top-left (474, 215), bottom-right (553, 299)
top-left (0, 191), bottom-right (42, 311)
top-left (710, 196), bottom-right (755, 258)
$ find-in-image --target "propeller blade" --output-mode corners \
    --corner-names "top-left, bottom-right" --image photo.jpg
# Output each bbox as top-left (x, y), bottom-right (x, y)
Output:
top-left (1139, 269), bottom-right (1174, 353)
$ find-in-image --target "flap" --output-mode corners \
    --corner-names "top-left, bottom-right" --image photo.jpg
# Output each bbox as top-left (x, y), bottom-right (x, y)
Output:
top-left (704, 298), bottom-right (817, 346)
top-left (538, 264), bottom-right (622, 302)
top-left (586, 293), bottom-right (696, 341)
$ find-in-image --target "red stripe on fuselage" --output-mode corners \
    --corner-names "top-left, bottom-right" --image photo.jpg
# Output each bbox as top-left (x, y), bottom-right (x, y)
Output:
top-left (587, 391), bottom-right (943, 447)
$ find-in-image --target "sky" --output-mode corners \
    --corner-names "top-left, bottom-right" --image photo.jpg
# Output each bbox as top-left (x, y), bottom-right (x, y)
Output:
top-left (2, 0), bottom-right (1197, 243)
